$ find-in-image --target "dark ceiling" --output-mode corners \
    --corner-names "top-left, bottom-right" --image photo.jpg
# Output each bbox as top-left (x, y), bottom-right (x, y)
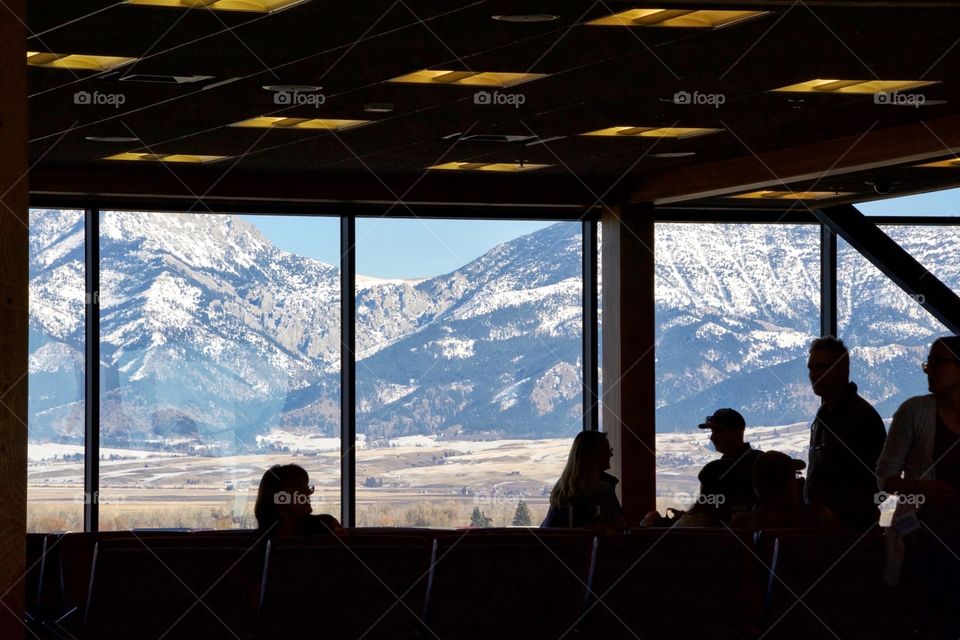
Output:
top-left (25, 0), bottom-right (960, 210)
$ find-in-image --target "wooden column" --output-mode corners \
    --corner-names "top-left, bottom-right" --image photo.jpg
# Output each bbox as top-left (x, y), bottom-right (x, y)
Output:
top-left (0, 0), bottom-right (29, 637)
top-left (601, 205), bottom-right (656, 524)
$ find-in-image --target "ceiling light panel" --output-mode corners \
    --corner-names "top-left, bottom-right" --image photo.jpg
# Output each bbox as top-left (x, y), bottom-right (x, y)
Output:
top-left (104, 152), bottom-right (228, 163)
top-left (915, 159), bottom-right (960, 168)
top-left (586, 9), bottom-right (768, 28)
top-left (580, 126), bottom-right (720, 139)
top-left (387, 70), bottom-right (546, 88)
top-left (230, 117), bottom-right (369, 130)
top-left (770, 79), bottom-right (937, 94)
top-left (27, 51), bottom-right (137, 71)
top-left (125, 0), bottom-right (307, 12)
top-left (730, 190), bottom-right (853, 200)
top-left (428, 162), bottom-right (551, 172)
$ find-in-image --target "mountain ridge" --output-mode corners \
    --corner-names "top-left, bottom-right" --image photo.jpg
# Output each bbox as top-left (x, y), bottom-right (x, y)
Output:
top-left (27, 210), bottom-right (959, 451)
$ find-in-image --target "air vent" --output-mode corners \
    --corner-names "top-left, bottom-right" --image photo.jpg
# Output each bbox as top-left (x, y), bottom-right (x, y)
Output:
top-left (120, 74), bottom-right (215, 84)
top-left (458, 134), bottom-right (538, 144)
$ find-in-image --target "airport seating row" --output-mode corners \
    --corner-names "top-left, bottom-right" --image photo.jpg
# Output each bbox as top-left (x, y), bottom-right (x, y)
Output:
top-left (21, 526), bottom-right (908, 640)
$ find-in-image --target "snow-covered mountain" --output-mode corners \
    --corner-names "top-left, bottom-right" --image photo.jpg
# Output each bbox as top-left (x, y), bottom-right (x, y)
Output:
top-left (27, 211), bottom-right (959, 451)
top-left (653, 223), bottom-right (956, 429)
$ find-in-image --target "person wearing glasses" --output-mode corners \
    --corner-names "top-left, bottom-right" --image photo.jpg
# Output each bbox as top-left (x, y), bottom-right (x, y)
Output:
top-left (541, 430), bottom-right (626, 530)
top-left (876, 336), bottom-right (960, 638)
top-left (255, 464), bottom-right (343, 537)
top-left (804, 337), bottom-right (886, 529)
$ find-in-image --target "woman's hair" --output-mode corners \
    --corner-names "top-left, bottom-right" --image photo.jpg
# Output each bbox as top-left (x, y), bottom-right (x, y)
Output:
top-left (550, 431), bottom-right (610, 507)
top-left (255, 464), bottom-right (309, 532)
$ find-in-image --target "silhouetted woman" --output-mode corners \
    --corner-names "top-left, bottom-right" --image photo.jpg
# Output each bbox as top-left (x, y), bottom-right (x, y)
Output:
top-left (877, 336), bottom-right (960, 637)
top-left (541, 431), bottom-right (626, 530)
top-left (255, 464), bottom-right (343, 537)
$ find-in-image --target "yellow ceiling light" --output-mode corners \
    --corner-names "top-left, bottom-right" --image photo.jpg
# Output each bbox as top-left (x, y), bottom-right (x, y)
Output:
top-left (125, 0), bottom-right (307, 12)
top-left (428, 162), bottom-right (551, 172)
top-left (230, 117), bottom-right (369, 130)
top-left (586, 9), bottom-right (768, 28)
top-left (730, 190), bottom-right (853, 200)
top-left (916, 158), bottom-right (960, 168)
top-left (770, 79), bottom-right (937, 94)
top-left (580, 126), bottom-right (720, 139)
top-left (387, 69), bottom-right (546, 88)
top-left (104, 152), bottom-right (229, 163)
top-left (26, 51), bottom-right (137, 71)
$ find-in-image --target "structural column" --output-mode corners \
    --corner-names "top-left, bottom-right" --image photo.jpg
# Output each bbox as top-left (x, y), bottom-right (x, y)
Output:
top-left (601, 205), bottom-right (656, 524)
top-left (0, 1), bottom-right (30, 636)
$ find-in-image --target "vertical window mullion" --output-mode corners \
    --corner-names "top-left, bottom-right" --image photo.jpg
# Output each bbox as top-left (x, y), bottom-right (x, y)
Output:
top-left (84, 207), bottom-right (100, 532)
top-left (820, 219), bottom-right (838, 338)
top-left (340, 215), bottom-right (356, 527)
top-left (582, 218), bottom-right (599, 432)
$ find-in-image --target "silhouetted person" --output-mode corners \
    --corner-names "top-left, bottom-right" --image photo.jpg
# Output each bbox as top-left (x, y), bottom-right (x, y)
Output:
top-left (541, 431), bottom-right (626, 530)
top-left (732, 451), bottom-right (834, 530)
top-left (698, 408), bottom-right (762, 523)
top-left (639, 460), bottom-right (733, 527)
top-left (673, 460), bottom-right (731, 527)
top-left (255, 464), bottom-right (343, 537)
top-left (877, 336), bottom-right (960, 638)
top-left (804, 336), bottom-right (886, 529)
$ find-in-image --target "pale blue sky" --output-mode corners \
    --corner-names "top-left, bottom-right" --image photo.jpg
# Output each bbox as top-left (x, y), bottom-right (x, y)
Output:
top-left (855, 187), bottom-right (960, 216)
top-left (240, 188), bottom-right (958, 279)
top-left (240, 215), bottom-right (554, 279)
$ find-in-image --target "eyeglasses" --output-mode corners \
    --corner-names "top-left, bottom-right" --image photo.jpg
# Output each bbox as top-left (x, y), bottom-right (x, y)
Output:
top-left (922, 358), bottom-right (960, 373)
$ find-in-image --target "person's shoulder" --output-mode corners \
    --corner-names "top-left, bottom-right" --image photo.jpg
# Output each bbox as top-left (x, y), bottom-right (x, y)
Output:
top-left (303, 513), bottom-right (343, 535)
top-left (599, 472), bottom-right (620, 489)
top-left (895, 394), bottom-right (936, 416)
top-left (698, 459), bottom-right (729, 483)
top-left (849, 390), bottom-right (885, 423)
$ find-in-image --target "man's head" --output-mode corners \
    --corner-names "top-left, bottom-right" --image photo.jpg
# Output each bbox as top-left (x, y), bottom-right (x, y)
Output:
top-left (807, 336), bottom-right (850, 398)
top-left (698, 408), bottom-right (746, 455)
top-left (925, 336), bottom-right (960, 395)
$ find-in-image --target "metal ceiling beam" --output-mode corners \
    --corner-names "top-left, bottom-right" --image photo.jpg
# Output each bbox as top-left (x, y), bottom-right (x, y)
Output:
top-left (629, 114), bottom-right (960, 206)
top-left (814, 203), bottom-right (960, 334)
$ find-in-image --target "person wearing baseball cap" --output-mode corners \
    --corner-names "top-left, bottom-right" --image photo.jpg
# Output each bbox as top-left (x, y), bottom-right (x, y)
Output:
top-left (696, 408), bottom-right (762, 522)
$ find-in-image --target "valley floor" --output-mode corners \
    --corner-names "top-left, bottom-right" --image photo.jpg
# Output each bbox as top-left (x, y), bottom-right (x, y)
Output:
top-left (26, 424), bottom-right (895, 531)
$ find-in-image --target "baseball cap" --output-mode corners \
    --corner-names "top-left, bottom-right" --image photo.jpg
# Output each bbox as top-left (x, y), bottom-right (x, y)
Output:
top-left (697, 408), bottom-right (746, 430)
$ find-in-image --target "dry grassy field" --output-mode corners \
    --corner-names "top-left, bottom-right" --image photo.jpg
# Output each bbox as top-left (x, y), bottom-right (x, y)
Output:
top-left (27, 438), bottom-right (574, 531)
top-left (29, 425), bottom-right (894, 532)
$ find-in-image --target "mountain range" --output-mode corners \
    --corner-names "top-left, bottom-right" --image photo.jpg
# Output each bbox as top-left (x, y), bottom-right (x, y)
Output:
top-left (27, 210), bottom-right (958, 451)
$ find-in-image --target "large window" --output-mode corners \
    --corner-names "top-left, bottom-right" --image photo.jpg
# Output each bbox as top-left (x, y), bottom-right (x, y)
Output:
top-left (837, 223), bottom-right (960, 524)
top-left (654, 223), bottom-right (821, 514)
top-left (97, 212), bottom-right (341, 530)
top-left (354, 219), bottom-right (582, 527)
top-left (31, 200), bottom-right (956, 532)
top-left (28, 208), bottom-right (86, 532)
top-left (837, 226), bottom-right (958, 419)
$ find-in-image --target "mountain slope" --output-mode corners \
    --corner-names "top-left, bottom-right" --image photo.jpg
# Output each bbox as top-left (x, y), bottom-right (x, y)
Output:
top-left (27, 212), bottom-right (960, 448)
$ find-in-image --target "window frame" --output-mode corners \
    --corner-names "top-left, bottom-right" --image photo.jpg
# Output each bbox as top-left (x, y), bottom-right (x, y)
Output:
top-left (28, 196), bottom-right (959, 530)
top-left (31, 201), bottom-right (599, 530)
